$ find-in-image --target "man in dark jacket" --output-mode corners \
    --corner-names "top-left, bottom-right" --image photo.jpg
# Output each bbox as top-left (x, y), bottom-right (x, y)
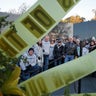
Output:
top-left (64, 37), bottom-right (77, 63)
top-left (53, 38), bottom-right (64, 66)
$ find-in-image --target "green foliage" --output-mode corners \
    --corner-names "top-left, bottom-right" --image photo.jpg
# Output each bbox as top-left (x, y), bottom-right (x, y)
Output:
top-left (10, 23), bottom-right (17, 32)
top-left (0, 15), bottom-right (9, 29)
top-left (0, 15), bottom-right (18, 89)
top-left (0, 51), bottom-right (18, 88)
top-left (0, 16), bottom-right (23, 96)
top-left (0, 15), bottom-right (17, 33)
top-left (0, 51), bottom-right (24, 96)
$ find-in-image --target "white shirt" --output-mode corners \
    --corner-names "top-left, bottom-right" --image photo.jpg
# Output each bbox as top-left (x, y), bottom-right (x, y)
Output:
top-left (33, 44), bottom-right (43, 67)
top-left (49, 44), bottom-right (55, 60)
top-left (82, 47), bottom-right (89, 56)
top-left (20, 52), bottom-right (37, 70)
top-left (42, 40), bottom-right (50, 55)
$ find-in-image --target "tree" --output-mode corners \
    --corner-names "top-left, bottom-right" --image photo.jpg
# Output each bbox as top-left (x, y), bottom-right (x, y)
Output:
top-left (0, 16), bottom-right (25, 96)
top-left (62, 15), bottom-right (86, 23)
top-left (8, 3), bottom-right (29, 14)
top-left (0, 15), bottom-right (17, 34)
top-left (18, 3), bottom-right (29, 14)
top-left (0, 15), bottom-right (9, 34)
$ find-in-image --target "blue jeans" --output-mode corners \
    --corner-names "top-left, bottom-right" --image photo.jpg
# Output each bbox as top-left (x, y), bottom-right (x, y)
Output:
top-left (28, 64), bottom-right (41, 77)
top-left (64, 55), bottom-right (74, 63)
top-left (43, 55), bottom-right (49, 71)
top-left (20, 70), bottom-right (30, 81)
top-left (54, 59), bottom-right (62, 66)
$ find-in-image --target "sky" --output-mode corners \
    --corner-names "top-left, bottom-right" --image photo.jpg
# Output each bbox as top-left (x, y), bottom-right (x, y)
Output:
top-left (0, 0), bottom-right (38, 12)
top-left (0, 0), bottom-right (96, 20)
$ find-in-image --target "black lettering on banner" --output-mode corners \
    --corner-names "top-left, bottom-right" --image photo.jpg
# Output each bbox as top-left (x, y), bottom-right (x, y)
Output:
top-left (4, 29), bottom-right (27, 51)
top-left (0, 38), bottom-right (18, 57)
top-left (57, 0), bottom-right (75, 11)
top-left (30, 5), bottom-right (55, 29)
top-left (37, 77), bottom-right (48, 93)
top-left (22, 16), bottom-right (45, 38)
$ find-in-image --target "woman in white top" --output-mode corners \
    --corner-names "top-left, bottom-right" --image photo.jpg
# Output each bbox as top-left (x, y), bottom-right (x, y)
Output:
top-left (49, 39), bottom-right (55, 68)
top-left (33, 40), bottom-right (43, 68)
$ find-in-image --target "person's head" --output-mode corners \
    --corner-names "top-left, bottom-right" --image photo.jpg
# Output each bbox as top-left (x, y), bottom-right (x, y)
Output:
top-left (85, 40), bottom-right (89, 45)
top-left (90, 40), bottom-right (95, 46)
top-left (65, 39), bottom-right (69, 43)
top-left (44, 35), bottom-right (49, 42)
top-left (37, 40), bottom-right (42, 46)
top-left (50, 39), bottom-right (55, 44)
top-left (92, 36), bottom-right (95, 41)
top-left (28, 48), bottom-right (34, 56)
top-left (81, 41), bottom-right (86, 47)
top-left (68, 37), bottom-right (73, 42)
top-left (94, 41), bottom-right (96, 45)
top-left (76, 39), bottom-right (80, 45)
top-left (57, 38), bottom-right (62, 46)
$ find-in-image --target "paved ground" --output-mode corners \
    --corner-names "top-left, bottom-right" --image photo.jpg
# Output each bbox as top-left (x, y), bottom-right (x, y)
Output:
top-left (52, 74), bottom-right (96, 96)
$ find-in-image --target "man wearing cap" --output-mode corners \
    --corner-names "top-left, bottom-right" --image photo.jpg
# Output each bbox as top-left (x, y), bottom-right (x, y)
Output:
top-left (53, 38), bottom-right (64, 66)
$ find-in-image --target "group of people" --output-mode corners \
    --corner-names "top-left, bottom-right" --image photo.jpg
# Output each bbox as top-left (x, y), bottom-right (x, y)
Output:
top-left (18, 35), bottom-right (96, 81)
